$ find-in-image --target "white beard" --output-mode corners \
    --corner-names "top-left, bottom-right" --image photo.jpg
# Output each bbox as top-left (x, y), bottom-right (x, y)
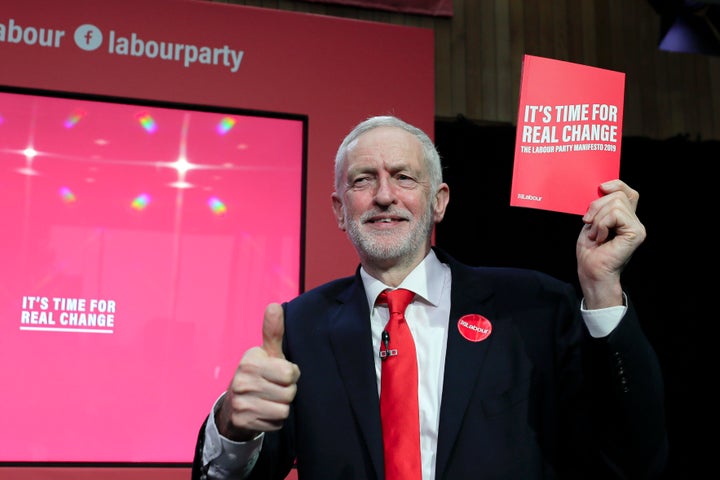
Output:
top-left (344, 200), bottom-right (435, 263)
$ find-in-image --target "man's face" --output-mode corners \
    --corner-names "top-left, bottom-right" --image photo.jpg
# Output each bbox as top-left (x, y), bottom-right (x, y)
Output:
top-left (331, 126), bottom-right (447, 267)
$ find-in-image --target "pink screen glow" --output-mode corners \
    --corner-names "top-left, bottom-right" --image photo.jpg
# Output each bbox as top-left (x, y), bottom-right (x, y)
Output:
top-left (0, 90), bottom-right (305, 463)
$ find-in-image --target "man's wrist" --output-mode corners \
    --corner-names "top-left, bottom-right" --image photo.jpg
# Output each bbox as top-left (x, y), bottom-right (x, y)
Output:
top-left (579, 278), bottom-right (624, 309)
top-left (214, 393), bottom-right (260, 442)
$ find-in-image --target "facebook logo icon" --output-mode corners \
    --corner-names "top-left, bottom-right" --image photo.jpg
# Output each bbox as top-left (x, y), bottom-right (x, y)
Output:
top-left (74, 24), bottom-right (102, 51)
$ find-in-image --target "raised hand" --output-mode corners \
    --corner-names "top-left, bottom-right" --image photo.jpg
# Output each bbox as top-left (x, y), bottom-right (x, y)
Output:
top-left (216, 303), bottom-right (301, 441)
top-left (576, 179), bottom-right (647, 309)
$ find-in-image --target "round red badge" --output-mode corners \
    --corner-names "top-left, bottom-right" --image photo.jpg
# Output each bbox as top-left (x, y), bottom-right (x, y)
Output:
top-left (457, 314), bottom-right (492, 342)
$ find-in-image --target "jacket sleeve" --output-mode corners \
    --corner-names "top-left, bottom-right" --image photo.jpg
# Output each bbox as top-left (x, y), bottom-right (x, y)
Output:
top-left (191, 416), bottom-right (210, 480)
top-left (586, 297), bottom-right (668, 478)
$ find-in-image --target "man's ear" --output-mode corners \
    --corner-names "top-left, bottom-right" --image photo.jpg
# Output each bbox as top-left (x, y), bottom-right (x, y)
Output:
top-left (433, 183), bottom-right (450, 223)
top-left (331, 192), bottom-right (346, 231)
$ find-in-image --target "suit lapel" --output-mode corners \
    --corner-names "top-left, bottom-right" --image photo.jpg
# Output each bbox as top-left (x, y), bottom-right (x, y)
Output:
top-left (324, 255), bottom-right (512, 480)
top-left (435, 261), bottom-right (502, 479)
top-left (329, 275), bottom-right (385, 479)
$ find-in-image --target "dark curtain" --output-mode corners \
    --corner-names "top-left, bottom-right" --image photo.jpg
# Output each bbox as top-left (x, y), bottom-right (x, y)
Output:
top-left (434, 115), bottom-right (716, 479)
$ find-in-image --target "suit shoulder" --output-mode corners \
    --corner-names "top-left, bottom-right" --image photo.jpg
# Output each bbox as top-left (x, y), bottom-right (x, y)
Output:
top-left (287, 275), bottom-right (356, 307)
top-left (460, 261), bottom-right (569, 287)
top-left (435, 246), bottom-right (572, 293)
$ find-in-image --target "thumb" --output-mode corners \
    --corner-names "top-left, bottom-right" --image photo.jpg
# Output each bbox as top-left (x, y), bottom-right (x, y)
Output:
top-left (261, 303), bottom-right (285, 359)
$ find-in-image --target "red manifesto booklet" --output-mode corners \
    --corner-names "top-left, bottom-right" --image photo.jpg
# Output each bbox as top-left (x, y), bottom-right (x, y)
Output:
top-left (510, 54), bottom-right (625, 215)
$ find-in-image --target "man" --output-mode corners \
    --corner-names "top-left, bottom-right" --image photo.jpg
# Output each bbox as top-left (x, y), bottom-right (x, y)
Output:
top-left (192, 115), bottom-right (668, 479)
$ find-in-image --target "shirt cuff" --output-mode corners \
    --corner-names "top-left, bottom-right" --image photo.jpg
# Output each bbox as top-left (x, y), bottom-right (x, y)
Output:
top-left (580, 293), bottom-right (627, 338)
top-left (202, 392), bottom-right (264, 479)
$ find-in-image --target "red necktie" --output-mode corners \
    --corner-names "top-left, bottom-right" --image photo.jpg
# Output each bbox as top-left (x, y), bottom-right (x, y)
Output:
top-left (378, 288), bottom-right (421, 480)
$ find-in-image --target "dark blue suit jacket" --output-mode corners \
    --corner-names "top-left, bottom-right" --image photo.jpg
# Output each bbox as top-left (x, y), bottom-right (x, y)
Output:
top-left (193, 248), bottom-right (667, 479)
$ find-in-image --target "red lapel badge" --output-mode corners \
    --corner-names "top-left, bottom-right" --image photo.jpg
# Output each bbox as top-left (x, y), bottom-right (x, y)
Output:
top-left (457, 314), bottom-right (492, 342)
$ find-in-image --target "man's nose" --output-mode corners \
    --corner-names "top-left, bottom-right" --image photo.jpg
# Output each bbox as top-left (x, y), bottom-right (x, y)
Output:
top-left (374, 176), bottom-right (397, 205)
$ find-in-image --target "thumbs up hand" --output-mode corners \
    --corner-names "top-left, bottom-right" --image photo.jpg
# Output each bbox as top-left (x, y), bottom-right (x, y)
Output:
top-left (215, 303), bottom-right (301, 441)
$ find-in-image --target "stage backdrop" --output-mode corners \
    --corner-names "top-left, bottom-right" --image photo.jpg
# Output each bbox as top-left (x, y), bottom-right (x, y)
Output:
top-left (0, 0), bottom-right (434, 478)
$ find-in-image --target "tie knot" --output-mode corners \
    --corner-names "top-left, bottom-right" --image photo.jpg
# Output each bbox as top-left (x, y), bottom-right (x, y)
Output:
top-left (377, 288), bottom-right (415, 315)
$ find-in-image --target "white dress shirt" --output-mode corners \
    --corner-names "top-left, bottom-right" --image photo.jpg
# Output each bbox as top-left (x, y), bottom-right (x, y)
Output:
top-left (361, 249), bottom-right (451, 480)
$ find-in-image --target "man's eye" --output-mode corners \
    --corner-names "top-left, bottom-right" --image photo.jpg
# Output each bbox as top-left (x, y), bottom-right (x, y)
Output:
top-left (351, 177), bottom-right (372, 188)
top-left (396, 175), bottom-right (417, 187)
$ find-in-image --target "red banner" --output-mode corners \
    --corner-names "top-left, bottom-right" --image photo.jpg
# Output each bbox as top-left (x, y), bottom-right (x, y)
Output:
top-left (298, 0), bottom-right (453, 17)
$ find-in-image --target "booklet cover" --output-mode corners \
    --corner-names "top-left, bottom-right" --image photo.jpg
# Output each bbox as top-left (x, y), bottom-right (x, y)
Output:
top-left (510, 54), bottom-right (625, 215)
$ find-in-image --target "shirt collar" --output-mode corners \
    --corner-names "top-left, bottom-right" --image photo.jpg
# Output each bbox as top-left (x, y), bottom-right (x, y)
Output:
top-left (360, 249), bottom-right (446, 311)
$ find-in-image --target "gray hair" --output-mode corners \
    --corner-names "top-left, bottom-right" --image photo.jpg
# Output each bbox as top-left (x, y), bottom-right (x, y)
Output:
top-left (333, 115), bottom-right (443, 192)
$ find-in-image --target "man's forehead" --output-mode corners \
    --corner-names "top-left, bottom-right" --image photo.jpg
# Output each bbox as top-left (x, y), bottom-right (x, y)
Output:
top-left (348, 128), bottom-right (421, 159)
